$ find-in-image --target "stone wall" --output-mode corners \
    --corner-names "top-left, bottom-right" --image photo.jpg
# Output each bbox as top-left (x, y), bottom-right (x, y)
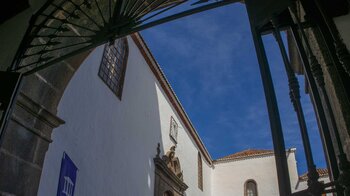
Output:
top-left (306, 10), bottom-right (350, 158)
top-left (0, 52), bottom-right (89, 196)
top-left (0, 1), bottom-right (93, 194)
top-left (292, 0), bottom-right (350, 163)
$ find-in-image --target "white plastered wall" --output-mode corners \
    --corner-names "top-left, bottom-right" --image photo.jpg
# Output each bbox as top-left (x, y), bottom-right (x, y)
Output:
top-left (37, 36), bottom-right (212, 196)
top-left (212, 150), bottom-right (299, 196)
top-left (155, 81), bottom-right (212, 196)
top-left (36, 33), bottom-right (304, 196)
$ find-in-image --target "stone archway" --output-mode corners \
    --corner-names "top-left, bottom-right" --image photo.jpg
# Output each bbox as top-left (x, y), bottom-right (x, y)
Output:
top-left (0, 51), bottom-right (91, 196)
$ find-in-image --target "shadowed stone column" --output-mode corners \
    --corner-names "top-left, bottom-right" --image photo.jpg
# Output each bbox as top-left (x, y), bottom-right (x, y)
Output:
top-left (0, 51), bottom-right (90, 196)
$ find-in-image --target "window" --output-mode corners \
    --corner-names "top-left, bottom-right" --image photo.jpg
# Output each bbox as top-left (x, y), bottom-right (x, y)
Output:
top-left (98, 37), bottom-right (128, 99)
top-left (169, 116), bottom-right (178, 143)
top-left (198, 152), bottom-right (203, 191)
top-left (245, 180), bottom-right (258, 196)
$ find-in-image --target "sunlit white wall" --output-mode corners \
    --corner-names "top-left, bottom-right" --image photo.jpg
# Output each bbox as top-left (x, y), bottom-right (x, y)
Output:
top-left (212, 150), bottom-right (299, 195)
top-left (37, 36), bottom-right (212, 196)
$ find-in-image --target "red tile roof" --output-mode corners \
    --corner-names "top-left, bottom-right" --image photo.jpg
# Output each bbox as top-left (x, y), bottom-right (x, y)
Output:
top-left (214, 149), bottom-right (274, 162)
top-left (299, 168), bottom-right (329, 181)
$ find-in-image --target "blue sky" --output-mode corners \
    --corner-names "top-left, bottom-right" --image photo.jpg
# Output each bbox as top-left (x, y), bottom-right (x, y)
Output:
top-left (141, 3), bottom-right (326, 175)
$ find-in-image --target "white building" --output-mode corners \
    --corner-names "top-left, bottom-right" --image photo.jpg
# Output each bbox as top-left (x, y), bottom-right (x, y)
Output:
top-left (37, 33), bottom-right (330, 196)
top-left (212, 149), bottom-right (299, 196)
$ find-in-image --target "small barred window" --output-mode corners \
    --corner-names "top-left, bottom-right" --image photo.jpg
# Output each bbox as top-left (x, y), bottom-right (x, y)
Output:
top-left (98, 38), bottom-right (128, 99)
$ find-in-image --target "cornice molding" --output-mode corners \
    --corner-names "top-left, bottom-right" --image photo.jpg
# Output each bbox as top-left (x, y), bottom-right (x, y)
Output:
top-left (16, 92), bottom-right (65, 128)
top-left (214, 148), bottom-right (296, 164)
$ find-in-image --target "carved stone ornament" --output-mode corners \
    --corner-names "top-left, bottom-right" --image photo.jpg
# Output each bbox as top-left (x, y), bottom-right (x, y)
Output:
top-left (162, 146), bottom-right (184, 180)
top-left (154, 144), bottom-right (188, 196)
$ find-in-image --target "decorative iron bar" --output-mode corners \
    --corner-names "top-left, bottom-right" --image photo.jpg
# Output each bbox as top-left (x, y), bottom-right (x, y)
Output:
top-left (289, 25), bottom-right (343, 196)
top-left (245, 1), bottom-right (292, 194)
top-left (9, 0), bottom-right (240, 75)
top-left (271, 16), bottom-right (324, 196)
top-left (289, 3), bottom-right (350, 195)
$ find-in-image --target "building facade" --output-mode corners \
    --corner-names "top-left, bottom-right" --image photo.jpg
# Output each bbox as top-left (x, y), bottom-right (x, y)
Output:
top-left (35, 34), bottom-right (322, 196)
